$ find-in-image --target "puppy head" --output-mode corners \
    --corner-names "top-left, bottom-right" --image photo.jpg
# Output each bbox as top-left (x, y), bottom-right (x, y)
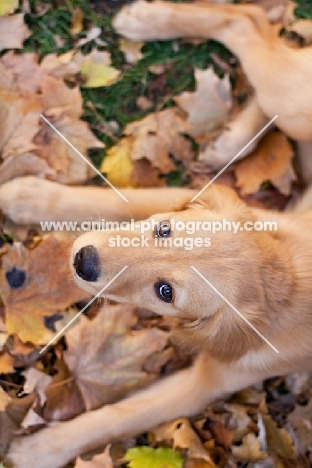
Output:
top-left (71, 185), bottom-right (287, 361)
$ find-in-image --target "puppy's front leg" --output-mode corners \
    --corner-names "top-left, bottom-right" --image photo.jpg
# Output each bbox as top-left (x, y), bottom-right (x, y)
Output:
top-left (6, 353), bottom-right (257, 468)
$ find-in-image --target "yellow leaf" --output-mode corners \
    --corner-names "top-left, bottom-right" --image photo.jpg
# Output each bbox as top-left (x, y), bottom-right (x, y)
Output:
top-left (101, 139), bottom-right (134, 187)
top-left (74, 50), bottom-right (120, 88)
top-left (71, 7), bottom-right (84, 35)
top-left (0, 0), bottom-right (18, 15)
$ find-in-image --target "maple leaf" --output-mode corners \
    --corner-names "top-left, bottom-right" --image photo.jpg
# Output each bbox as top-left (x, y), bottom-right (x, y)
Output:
top-left (38, 76), bottom-right (104, 183)
top-left (0, 89), bottom-right (41, 159)
top-left (0, 235), bottom-right (87, 344)
top-left (64, 304), bottom-right (169, 410)
top-left (0, 51), bottom-right (43, 93)
top-left (0, 152), bottom-right (54, 185)
top-left (0, 14), bottom-right (31, 52)
top-left (40, 51), bottom-right (80, 80)
top-left (74, 50), bottom-right (121, 88)
top-left (101, 140), bottom-right (166, 188)
top-left (124, 446), bottom-right (183, 468)
top-left (174, 68), bottom-right (232, 137)
top-left (234, 131), bottom-right (296, 196)
top-left (101, 108), bottom-right (193, 186)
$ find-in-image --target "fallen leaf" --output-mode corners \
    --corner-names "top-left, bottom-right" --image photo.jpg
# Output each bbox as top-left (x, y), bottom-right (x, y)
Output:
top-left (0, 89), bottom-right (41, 159)
top-left (71, 7), bottom-right (84, 35)
top-left (119, 38), bottom-right (144, 64)
top-left (232, 433), bottom-right (267, 461)
top-left (288, 400), bottom-right (312, 453)
top-left (0, 51), bottom-right (43, 93)
top-left (0, 352), bottom-right (14, 373)
top-left (234, 131), bottom-right (296, 196)
top-left (0, 0), bottom-right (18, 15)
top-left (74, 50), bottom-right (120, 88)
top-left (64, 303), bottom-right (169, 410)
top-left (0, 14), bottom-right (31, 52)
top-left (262, 413), bottom-right (295, 459)
top-left (174, 68), bottom-right (232, 137)
top-left (39, 75), bottom-right (104, 183)
top-left (0, 153), bottom-right (55, 185)
top-left (101, 108), bottom-right (193, 186)
top-left (151, 419), bottom-right (216, 467)
top-left (0, 235), bottom-right (87, 344)
top-left (101, 139), bottom-right (134, 187)
top-left (124, 446), bottom-right (183, 468)
top-left (74, 445), bottom-right (114, 468)
top-left (40, 51), bottom-right (80, 79)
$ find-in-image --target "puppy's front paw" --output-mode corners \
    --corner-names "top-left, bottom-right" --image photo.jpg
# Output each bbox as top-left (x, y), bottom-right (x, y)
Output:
top-left (0, 177), bottom-right (61, 225)
top-left (113, 0), bottom-right (172, 41)
top-left (5, 424), bottom-right (72, 468)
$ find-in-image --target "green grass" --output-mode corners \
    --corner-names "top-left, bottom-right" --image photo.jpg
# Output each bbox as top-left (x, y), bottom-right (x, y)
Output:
top-left (294, 0), bottom-right (312, 19)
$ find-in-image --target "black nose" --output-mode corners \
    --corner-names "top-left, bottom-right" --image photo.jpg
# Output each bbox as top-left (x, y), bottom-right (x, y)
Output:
top-left (73, 245), bottom-right (100, 282)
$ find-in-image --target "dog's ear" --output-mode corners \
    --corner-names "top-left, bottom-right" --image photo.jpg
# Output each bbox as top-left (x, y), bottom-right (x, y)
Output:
top-left (175, 184), bottom-right (255, 223)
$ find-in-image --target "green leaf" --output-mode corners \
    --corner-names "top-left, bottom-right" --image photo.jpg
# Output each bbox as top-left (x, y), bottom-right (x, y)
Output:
top-left (124, 446), bottom-right (183, 468)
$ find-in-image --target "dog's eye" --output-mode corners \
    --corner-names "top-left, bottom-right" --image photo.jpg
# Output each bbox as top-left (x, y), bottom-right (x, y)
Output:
top-left (156, 220), bottom-right (171, 238)
top-left (154, 280), bottom-right (173, 303)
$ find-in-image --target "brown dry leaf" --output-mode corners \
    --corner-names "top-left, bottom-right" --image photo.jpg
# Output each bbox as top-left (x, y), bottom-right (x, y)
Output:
top-left (119, 38), bottom-right (144, 64)
top-left (234, 131), bottom-right (296, 196)
top-left (151, 418), bottom-right (216, 467)
top-left (0, 51), bottom-right (43, 93)
top-left (174, 68), bottom-right (232, 137)
top-left (262, 413), bottom-right (295, 459)
top-left (71, 7), bottom-right (84, 35)
top-left (43, 357), bottom-right (85, 422)
top-left (74, 50), bottom-right (120, 88)
top-left (0, 89), bottom-right (41, 159)
top-left (0, 14), bottom-right (31, 52)
top-left (124, 108), bottom-right (193, 172)
top-left (40, 51), bottom-right (80, 79)
top-left (74, 445), bottom-right (114, 468)
top-left (102, 108), bottom-right (193, 186)
top-left (39, 76), bottom-right (104, 183)
top-left (288, 399), bottom-right (312, 453)
top-left (0, 152), bottom-right (55, 185)
top-left (232, 433), bottom-right (267, 461)
top-left (0, 386), bottom-right (19, 458)
top-left (0, 351), bottom-right (14, 373)
top-left (64, 303), bottom-right (169, 410)
top-left (0, 235), bottom-right (87, 344)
